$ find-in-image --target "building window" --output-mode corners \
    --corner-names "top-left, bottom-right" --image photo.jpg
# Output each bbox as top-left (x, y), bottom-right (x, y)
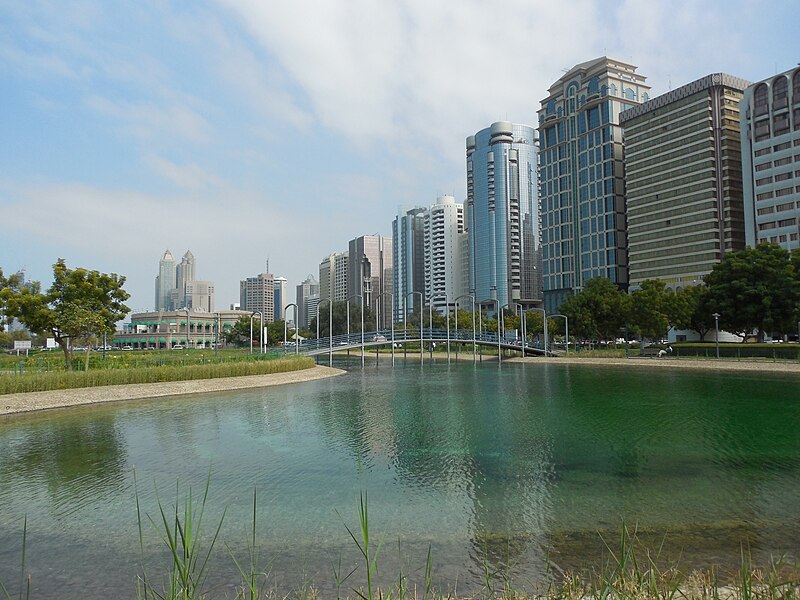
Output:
top-left (793, 70), bottom-right (800, 103)
top-left (756, 176), bottom-right (773, 185)
top-left (776, 187), bottom-right (793, 197)
top-left (754, 83), bottom-right (769, 117)
top-left (757, 191), bottom-right (775, 201)
top-left (755, 162), bottom-right (772, 171)
top-left (775, 157), bottom-right (793, 166)
top-left (774, 113), bottom-right (790, 135)
top-left (773, 76), bottom-right (789, 109)
top-left (759, 222), bottom-right (777, 231)
top-left (754, 119), bottom-right (771, 141)
top-left (775, 172), bottom-right (792, 182)
top-left (755, 147), bottom-right (772, 157)
top-left (779, 218), bottom-right (796, 227)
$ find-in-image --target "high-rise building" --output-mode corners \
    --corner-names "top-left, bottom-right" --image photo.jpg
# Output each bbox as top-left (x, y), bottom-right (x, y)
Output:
top-left (154, 250), bottom-right (176, 311)
top-left (333, 253), bottom-right (349, 302)
top-left (348, 235), bottom-right (393, 328)
top-left (425, 196), bottom-right (469, 314)
top-left (740, 66), bottom-right (800, 250)
top-left (621, 73), bottom-right (749, 288)
top-left (184, 281), bottom-right (215, 312)
top-left (273, 276), bottom-right (288, 321)
top-left (240, 272), bottom-right (275, 322)
top-left (466, 121), bottom-right (540, 311)
top-left (295, 275), bottom-right (320, 330)
top-left (392, 206), bottom-right (426, 320)
top-left (175, 250), bottom-right (196, 309)
top-left (538, 57), bottom-right (650, 312)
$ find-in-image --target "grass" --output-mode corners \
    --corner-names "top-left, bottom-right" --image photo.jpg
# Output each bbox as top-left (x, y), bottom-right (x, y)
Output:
top-left (0, 354), bottom-right (314, 395)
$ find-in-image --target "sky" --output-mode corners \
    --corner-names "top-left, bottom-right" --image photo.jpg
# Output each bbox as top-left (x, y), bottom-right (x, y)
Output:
top-left (1, 0), bottom-right (798, 314)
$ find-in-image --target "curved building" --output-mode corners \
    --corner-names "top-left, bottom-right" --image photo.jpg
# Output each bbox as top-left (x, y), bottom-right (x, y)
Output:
top-left (466, 122), bottom-right (541, 309)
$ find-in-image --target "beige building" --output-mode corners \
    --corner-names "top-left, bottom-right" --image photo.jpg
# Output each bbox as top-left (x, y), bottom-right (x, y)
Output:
top-left (114, 309), bottom-right (250, 349)
top-left (240, 272), bottom-right (275, 322)
top-left (621, 73), bottom-right (749, 288)
top-left (319, 252), bottom-right (348, 304)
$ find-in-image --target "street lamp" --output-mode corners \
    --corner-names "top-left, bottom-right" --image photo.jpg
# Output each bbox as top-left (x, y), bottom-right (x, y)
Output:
top-left (184, 308), bottom-right (191, 349)
top-left (347, 294), bottom-right (365, 367)
top-left (403, 291), bottom-right (423, 363)
top-left (454, 294), bottom-right (476, 361)
top-left (428, 294), bottom-right (450, 362)
top-left (378, 292), bottom-right (395, 366)
top-left (712, 312), bottom-right (720, 359)
top-left (479, 298), bottom-right (501, 363)
top-left (249, 311), bottom-right (263, 354)
top-left (549, 313), bottom-right (569, 356)
top-left (527, 307), bottom-right (549, 355)
top-left (284, 303), bottom-right (300, 355)
top-left (316, 298), bottom-right (333, 367)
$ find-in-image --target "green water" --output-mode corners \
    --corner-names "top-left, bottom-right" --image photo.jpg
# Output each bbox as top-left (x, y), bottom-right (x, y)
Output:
top-left (0, 361), bottom-right (799, 597)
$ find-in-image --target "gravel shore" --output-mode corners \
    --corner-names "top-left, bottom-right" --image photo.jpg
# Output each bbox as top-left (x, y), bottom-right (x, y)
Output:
top-left (507, 355), bottom-right (800, 374)
top-left (0, 365), bottom-right (346, 416)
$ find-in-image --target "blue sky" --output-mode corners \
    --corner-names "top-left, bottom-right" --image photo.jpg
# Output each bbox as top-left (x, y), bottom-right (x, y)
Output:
top-left (1, 0), bottom-right (798, 313)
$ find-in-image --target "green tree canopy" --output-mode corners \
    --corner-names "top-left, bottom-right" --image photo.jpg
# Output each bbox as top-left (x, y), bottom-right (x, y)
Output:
top-left (1, 259), bottom-right (130, 368)
top-left (627, 280), bottom-right (671, 341)
top-left (703, 243), bottom-right (799, 341)
top-left (557, 277), bottom-right (628, 340)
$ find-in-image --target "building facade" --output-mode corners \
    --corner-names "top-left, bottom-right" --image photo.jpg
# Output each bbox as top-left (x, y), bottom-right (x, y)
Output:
top-left (740, 66), bottom-right (800, 250)
top-left (295, 275), bottom-right (319, 330)
top-left (240, 272), bottom-right (275, 322)
top-left (466, 121), bottom-right (540, 311)
top-left (425, 196), bottom-right (469, 314)
top-left (392, 206), bottom-right (426, 321)
top-left (273, 276), bottom-right (288, 321)
top-left (154, 250), bottom-right (176, 311)
top-left (538, 57), bottom-right (650, 312)
top-left (319, 252), bottom-right (348, 305)
top-left (115, 309), bottom-right (249, 349)
top-left (348, 235), bottom-right (393, 328)
top-left (621, 73), bottom-right (749, 288)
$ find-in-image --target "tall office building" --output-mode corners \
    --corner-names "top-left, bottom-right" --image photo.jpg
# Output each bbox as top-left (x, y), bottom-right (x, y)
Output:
top-left (154, 250), bottom-right (176, 311)
top-left (295, 275), bottom-right (320, 330)
top-left (538, 57), bottom-right (650, 312)
top-left (740, 66), bottom-right (800, 250)
top-left (348, 235), bottom-right (393, 328)
top-left (319, 252), bottom-right (349, 305)
top-left (175, 251), bottom-right (196, 308)
top-left (184, 281), bottom-right (215, 312)
top-left (273, 276), bottom-right (288, 321)
top-left (392, 206), bottom-right (426, 320)
top-left (466, 121), bottom-right (540, 311)
top-left (240, 272), bottom-right (275, 322)
top-left (425, 196), bottom-right (469, 313)
top-left (621, 73), bottom-right (749, 287)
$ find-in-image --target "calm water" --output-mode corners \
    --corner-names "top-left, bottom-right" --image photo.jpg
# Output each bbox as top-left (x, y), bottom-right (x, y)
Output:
top-left (1, 361), bottom-right (799, 598)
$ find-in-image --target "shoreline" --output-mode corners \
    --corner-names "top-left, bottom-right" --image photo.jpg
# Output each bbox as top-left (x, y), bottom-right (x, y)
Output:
top-left (0, 365), bottom-right (346, 416)
top-left (507, 355), bottom-right (800, 374)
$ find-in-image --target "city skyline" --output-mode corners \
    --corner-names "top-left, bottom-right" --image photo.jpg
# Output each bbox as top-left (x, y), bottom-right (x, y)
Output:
top-left (2, 1), bottom-right (798, 311)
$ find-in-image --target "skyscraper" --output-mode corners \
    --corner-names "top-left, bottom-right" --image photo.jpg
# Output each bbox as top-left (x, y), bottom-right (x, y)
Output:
top-left (392, 206), bottom-right (426, 320)
top-left (621, 73), bottom-right (749, 287)
top-left (175, 250), bottom-right (195, 308)
top-left (273, 276), bottom-right (288, 321)
top-left (740, 66), bottom-right (800, 250)
top-left (295, 275), bottom-right (320, 330)
top-left (425, 196), bottom-right (468, 313)
top-left (538, 57), bottom-right (650, 312)
top-left (348, 235), bottom-right (393, 328)
top-left (154, 250), bottom-right (176, 311)
top-left (466, 121), bottom-right (540, 311)
top-left (240, 272), bottom-right (275, 322)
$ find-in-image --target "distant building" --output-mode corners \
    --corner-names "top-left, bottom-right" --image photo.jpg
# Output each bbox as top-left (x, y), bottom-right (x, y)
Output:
top-left (295, 275), bottom-right (320, 330)
top-left (185, 281), bottom-right (215, 312)
top-left (621, 73), bottom-right (749, 288)
top-left (240, 272), bottom-right (275, 322)
top-left (538, 57), bottom-right (650, 312)
top-left (153, 249), bottom-right (213, 311)
top-left (392, 207), bottom-right (426, 321)
top-left (466, 121), bottom-right (541, 311)
top-left (319, 251), bottom-right (349, 305)
top-left (116, 309), bottom-right (248, 349)
top-left (740, 66), bottom-right (800, 250)
top-left (154, 250), bottom-right (176, 311)
top-left (273, 276), bottom-right (288, 321)
top-left (348, 235), bottom-right (393, 328)
top-left (425, 196), bottom-right (469, 314)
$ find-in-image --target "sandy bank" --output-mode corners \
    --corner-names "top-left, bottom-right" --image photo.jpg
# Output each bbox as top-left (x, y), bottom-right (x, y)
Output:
top-left (506, 355), bottom-right (800, 375)
top-left (0, 365), bottom-right (346, 416)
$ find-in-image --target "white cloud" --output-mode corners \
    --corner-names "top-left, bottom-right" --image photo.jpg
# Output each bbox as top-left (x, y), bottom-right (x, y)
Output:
top-left (143, 155), bottom-right (222, 190)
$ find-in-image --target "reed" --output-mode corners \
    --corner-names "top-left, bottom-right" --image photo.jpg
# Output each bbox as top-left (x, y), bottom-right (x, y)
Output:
top-left (0, 355), bottom-right (313, 395)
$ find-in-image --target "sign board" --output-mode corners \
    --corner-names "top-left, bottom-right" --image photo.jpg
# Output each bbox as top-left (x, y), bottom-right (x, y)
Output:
top-left (13, 340), bottom-right (32, 350)
top-left (46, 337), bottom-right (57, 349)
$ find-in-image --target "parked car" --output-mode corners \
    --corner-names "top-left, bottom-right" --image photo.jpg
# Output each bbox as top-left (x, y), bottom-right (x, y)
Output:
top-left (121, 346), bottom-right (133, 351)
top-left (172, 344), bottom-right (184, 350)
top-left (372, 334), bottom-right (387, 342)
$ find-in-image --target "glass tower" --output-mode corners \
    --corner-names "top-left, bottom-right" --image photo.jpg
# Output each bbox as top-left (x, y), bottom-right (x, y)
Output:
top-left (466, 121), bottom-right (540, 310)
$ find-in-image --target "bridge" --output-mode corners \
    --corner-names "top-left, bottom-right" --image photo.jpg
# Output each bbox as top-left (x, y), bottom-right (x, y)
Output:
top-left (282, 327), bottom-right (550, 364)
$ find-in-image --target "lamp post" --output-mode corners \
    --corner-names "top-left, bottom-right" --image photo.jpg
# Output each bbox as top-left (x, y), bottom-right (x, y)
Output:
top-left (454, 294), bottom-right (476, 362)
top-left (184, 308), bottom-right (191, 349)
top-left (550, 313), bottom-right (569, 356)
top-left (479, 299), bottom-right (500, 363)
top-left (527, 307), bottom-right (548, 355)
top-left (284, 303), bottom-right (299, 355)
top-left (378, 292), bottom-right (395, 366)
top-left (403, 291), bottom-right (423, 363)
top-left (214, 312), bottom-right (220, 357)
top-left (316, 298), bottom-right (333, 367)
top-left (428, 294), bottom-right (450, 363)
top-left (250, 311), bottom-right (264, 354)
top-left (346, 294), bottom-right (365, 367)
top-left (712, 312), bottom-right (720, 359)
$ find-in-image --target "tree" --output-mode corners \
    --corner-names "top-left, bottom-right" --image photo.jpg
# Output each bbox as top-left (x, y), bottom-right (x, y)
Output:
top-left (670, 285), bottom-right (714, 341)
top-left (310, 301), bottom-right (373, 338)
top-left (1, 259), bottom-right (130, 369)
top-left (627, 280), bottom-right (671, 341)
top-left (558, 277), bottom-right (628, 341)
top-left (703, 244), bottom-right (799, 341)
top-left (0, 268), bottom-right (23, 332)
